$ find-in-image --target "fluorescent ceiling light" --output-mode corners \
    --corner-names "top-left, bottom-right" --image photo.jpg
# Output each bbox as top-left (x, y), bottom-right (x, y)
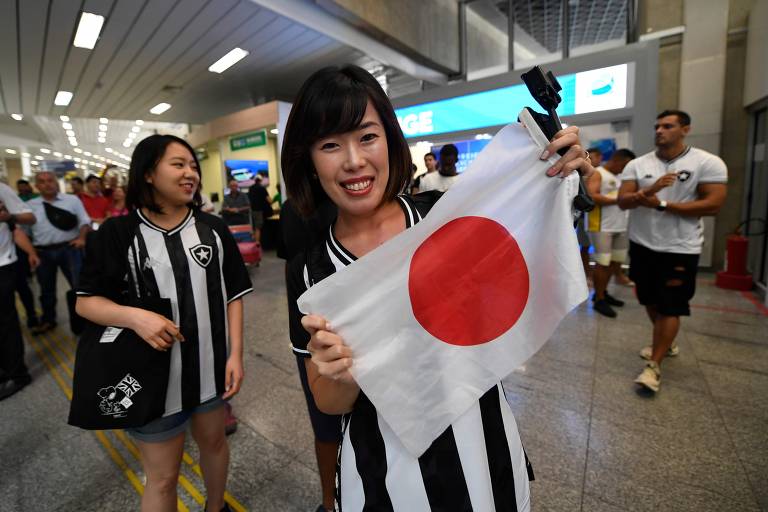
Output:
top-left (62, 122), bottom-right (73, 130)
top-left (68, 137), bottom-right (78, 145)
top-left (98, 137), bottom-right (106, 143)
top-left (105, 148), bottom-right (113, 152)
top-left (31, 160), bottom-right (38, 165)
top-left (270, 128), bottom-right (279, 134)
top-left (208, 48), bottom-right (249, 74)
top-left (73, 12), bottom-right (105, 50)
top-left (54, 91), bottom-right (73, 106)
top-left (122, 141), bottom-right (131, 147)
top-left (35, 155), bottom-right (43, 160)
top-left (98, 131), bottom-right (106, 137)
top-left (135, 120), bottom-right (144, 125)
top-left (99, 117), bottom-right (108, 124)
top-left (131, 126), bottom-right (140, 133)
top-left (74, 148), bottom-right (83, 153)
top-left (64, 155), bottom-right (72, 159)
top-left (74, 157), bottom-right (81, 162)
top-left (84, 151), bottom-right (92, 156)
top-left (98, 124), bottom-right (107, 131)
top-left (66, 130), bottom-right (76, 137)
top-left (128, 132), bottom-right (136, 139)
top-left (5, 149), bottom-right (17, 154)
top-left (60, 115), bottom-right (70, 122)
top-left (40, 148), bottom-right (51, 154)
top-left (22, 152), bottom-right (31, 157)
top-left (11, 114), bottom-right (23, 121)
top-left (149, 103), bottom-right (171, 115)
top-left (54, 151), bottom-right (63, 157)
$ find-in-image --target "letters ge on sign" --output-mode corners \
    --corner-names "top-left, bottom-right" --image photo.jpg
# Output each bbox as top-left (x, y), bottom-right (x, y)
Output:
top-left (398, 111), bottom-right (434, 137)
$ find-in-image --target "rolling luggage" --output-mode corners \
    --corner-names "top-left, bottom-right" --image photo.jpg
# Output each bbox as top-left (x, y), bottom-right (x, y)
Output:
top-left (238, 241), bottom-right (261, 265)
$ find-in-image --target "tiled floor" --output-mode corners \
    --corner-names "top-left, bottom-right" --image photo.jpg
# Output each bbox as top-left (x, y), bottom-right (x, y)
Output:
top-left (1, 251), bottom-right (766, 511)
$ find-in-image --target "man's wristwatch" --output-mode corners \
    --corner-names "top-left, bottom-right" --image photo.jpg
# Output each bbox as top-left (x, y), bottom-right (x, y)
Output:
top-left (656, 200), bottom-right (668, 212)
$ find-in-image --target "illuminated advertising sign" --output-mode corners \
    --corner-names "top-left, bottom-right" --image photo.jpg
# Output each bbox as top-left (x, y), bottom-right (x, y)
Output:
top-left (396, 63), bottom-right (629, 138)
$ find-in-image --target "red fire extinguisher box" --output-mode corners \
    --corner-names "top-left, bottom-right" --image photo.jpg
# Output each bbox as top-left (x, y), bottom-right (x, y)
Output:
top-left (715, 235), bottom-right (753, 290)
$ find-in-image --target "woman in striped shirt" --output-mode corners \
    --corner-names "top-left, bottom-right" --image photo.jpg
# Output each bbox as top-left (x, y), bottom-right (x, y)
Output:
top-left (282, 65), bottom-right (592, 511)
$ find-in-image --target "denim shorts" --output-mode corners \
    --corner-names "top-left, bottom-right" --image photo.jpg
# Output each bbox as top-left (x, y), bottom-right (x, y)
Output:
top-left (125, 396), bottom-right (226, 443)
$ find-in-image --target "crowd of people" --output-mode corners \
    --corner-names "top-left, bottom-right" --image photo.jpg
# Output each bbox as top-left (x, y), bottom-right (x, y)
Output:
top-left (0, 64), bottom-right (728, 511)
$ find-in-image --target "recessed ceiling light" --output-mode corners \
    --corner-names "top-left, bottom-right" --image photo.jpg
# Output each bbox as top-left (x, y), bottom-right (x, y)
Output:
top-left (270, 128), bottom-right (279, 135)
top-left (40, 148), bottom-right (51, 154)
top-left (98, 137), bottom-right (106, 143)
top-left (98, 124), bottom-right (107, 131)
top-left (128, 132), bottom-right (136, 139)
top-left (122, 141), bottom-right (131, 147)
top-left (131, 126), bottom-right (140, 133)
top-left (74, 157), bottom-right (81, 162)
top-left (99, 117), bottom-right (108, 124)
top-left (62, 122), bottom-right (73, 130)
top-left (64, 154), bottom-right (72, 159)
top-left (73, 12), bottom-right (105, 50)
top-left (74, 148), bottom-right (83, 153)
top-left (35, 155), bottom-right (43, 160)
top-left (31, 160), bottom-right (39, 165)
top-left (84, 151), bottom-right (92, 156)
top-left (68, 138), bottom-right (78, 145)
top-left (208, 48), bottom-right (249, 74)
top-left (135, 120), bottom-right (144, 125)
top-left (66, 130), bottom-right (76, 137)
top-left (98, 131), bottom-right (106, 138)
top-left (149, 103), bottom-right (171, 115)
top-left (60, 115), bottom-right (70, 122)
top-left (5, 149), bottom-right (17, 154)
top-left (105, 148), bottom-right (113, 153)
top-left (11, 114), bottom-right (23, 121)
top-left (53, 151), bottom-right (63, 157)
top-left (54, 91), bottom-right (73, 106)
top-left (22, 152), bottom-right (31, 157)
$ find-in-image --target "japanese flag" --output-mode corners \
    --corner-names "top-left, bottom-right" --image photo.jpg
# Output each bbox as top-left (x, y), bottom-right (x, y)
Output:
top-left (298, 109), bottom-right (588, 457)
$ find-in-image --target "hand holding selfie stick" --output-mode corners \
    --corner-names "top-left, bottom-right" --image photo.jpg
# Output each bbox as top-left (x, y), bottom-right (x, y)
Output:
top-left (520, 66), bottom-right (595, 212)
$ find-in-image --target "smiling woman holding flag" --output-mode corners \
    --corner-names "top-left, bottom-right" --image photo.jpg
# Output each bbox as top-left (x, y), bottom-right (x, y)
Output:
top-left (282, 65), bottom-right (593, 512)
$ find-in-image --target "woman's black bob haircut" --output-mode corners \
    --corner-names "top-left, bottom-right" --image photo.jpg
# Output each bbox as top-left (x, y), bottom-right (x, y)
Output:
top-left (281, 64), bottom-right (412, 218)
top-left (126, 134), bottom-right (202, 214)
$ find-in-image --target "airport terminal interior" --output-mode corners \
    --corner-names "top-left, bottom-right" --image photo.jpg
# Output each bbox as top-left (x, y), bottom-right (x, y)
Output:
top-left (0, 0), bottom-right (767, 511)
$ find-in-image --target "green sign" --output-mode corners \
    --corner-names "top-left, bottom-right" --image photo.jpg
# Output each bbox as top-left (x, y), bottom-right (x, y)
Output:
top-left (230, 130), bottom-right (266, 151)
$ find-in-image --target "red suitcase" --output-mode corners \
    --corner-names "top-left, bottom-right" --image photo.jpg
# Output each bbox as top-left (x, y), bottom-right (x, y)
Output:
top-left (238, 241), bottom-right (261, 266)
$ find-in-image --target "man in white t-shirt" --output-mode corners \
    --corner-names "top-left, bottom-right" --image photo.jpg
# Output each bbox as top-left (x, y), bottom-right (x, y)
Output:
top-left (0, 182), bottom-right (37, 400)
top-left (586, 148), bottom-right (636, 318)
top-left (618, 110), bottom-right (728, 392)
top-left (419, 144), bottom-right (459, 193)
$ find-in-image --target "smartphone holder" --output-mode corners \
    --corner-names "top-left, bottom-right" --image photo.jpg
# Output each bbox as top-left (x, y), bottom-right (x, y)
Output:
top-left (521, 66), bottom-right (595, 212)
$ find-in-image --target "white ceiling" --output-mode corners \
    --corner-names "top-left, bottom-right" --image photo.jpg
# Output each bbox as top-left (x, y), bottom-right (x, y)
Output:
top-left (0, 0), bottom-right (381, 123)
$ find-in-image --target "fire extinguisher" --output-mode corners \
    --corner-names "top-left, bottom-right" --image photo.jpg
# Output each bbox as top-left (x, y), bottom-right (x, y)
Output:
top-left (715, 219), bottom-right (765, 290)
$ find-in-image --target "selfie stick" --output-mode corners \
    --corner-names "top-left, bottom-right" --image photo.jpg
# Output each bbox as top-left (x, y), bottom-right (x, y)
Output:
top-left (520, 66), bottom-right (595, 212)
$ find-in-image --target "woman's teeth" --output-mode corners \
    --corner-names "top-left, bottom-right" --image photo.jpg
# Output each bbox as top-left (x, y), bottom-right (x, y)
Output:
top-left (343, 180), bottom-right (371, 191)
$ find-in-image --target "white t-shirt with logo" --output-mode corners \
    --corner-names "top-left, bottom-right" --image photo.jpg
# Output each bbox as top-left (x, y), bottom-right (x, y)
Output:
top-left (621, 147), bottom-right (727, 254)
top-left (419, 171), bottom-right (459, 193)
top-left (0, 182), bottom-right (33, 267)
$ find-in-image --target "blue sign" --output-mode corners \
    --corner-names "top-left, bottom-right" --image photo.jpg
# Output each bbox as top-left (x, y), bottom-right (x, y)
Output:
top-left (396, 64), bottom-right (628, 138)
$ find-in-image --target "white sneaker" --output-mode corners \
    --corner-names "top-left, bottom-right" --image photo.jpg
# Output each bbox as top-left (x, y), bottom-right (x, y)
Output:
top-left (634, 362), bottom-right (661, 392)
top-left (639, 344), bottom-right (679, 360)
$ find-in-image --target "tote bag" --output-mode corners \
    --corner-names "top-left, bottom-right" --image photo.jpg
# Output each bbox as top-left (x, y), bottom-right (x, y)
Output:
top-left (68, 243), bottom-right (173, 430)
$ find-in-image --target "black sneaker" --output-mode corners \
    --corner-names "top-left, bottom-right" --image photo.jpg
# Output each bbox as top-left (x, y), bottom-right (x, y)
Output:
top-left (604, 292), bottom-right (625, 307)
top-left (593, 299), bottom-right (617, 318)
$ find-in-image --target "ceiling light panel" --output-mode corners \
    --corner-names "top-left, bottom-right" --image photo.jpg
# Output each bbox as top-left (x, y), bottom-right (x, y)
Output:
top-left (73, 12), bottom-right (105, 50)
top-left (54, 91), bottom-right (73, 106)
top-left (149, 103), bottom-right (171, 115)
top-left (208, 48), bottom-right (249, 74)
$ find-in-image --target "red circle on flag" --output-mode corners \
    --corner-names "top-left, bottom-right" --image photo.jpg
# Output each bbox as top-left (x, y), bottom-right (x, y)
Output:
top-left (408, 216), bottom-right (530, 346)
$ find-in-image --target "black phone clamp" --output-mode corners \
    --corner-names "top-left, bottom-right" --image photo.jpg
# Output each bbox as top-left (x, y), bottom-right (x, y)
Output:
top-left (520, 66), bottom-right (595, 213)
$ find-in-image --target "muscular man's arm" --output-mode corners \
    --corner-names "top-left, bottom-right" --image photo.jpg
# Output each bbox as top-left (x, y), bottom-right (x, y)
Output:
top-left (618, 180), bottom-right (641, 210)
top-left (664, 183), bottom-right (727, 217)
top-left (586, 172), bottom-right (616, 206)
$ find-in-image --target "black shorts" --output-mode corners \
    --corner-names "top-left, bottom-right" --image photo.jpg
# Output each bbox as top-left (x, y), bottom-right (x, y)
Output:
top-left (629, 241), bottom-right (699, 316)
top-left (295, 355), bottom-right (343, 443)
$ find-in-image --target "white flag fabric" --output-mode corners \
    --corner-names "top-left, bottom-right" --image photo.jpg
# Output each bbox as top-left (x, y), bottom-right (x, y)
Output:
top-left (298, 110), bottom-right (588, 457)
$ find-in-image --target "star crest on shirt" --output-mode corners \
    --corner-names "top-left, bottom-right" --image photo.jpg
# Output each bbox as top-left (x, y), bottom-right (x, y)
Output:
top-left (189, 244), bottom-right (213, 268)
top-left (677, 170), bottom-right (692, 182)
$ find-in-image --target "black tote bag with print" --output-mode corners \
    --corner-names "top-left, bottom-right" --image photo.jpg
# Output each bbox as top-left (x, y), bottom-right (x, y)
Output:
top-left (67, 296), bottom-right (173, 430)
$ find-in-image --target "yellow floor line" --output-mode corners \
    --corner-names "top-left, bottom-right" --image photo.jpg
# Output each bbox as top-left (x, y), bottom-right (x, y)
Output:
top-left (24, 333), bottom-right (72, 400)
top-left (36, 333), bottom-right (74, 378)
top-left (45, 328), bottom-right (76, 361)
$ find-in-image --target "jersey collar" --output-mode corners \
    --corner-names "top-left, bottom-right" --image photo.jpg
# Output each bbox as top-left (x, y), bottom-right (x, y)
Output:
top-left (136, 207), bottom-right (194, 235)
top-left (655, 146), bottom-right (691, 165)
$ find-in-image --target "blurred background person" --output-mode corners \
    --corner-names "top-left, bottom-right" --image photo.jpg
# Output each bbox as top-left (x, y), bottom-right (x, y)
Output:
top-left (106, 186), bottom-right (129, 218)
top-left (220, 179), bottom-right (251, 226)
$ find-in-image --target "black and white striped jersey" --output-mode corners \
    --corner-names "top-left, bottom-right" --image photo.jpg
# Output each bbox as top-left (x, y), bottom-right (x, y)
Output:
top-left (77, 208), bottom-right (252, 416)
top-left (287, 195), bottom-right (532, 511)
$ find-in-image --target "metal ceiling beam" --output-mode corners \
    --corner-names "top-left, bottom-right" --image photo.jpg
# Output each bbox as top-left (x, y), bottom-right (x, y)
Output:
top-left (246, 0), bottom-right (449, 85)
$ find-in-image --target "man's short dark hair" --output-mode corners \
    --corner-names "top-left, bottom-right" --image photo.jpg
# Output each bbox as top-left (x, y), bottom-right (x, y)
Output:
top-left (85, 174), bottom-right (102, 183)
top-left (16, 179), bottom-right (30, 186)
top-left (587, 147), bottom-right (602, 156)
top-left (439, 144), bottom-right (459, 158)
top-left (281, 65), bottom-right (412, 218)
top-left (424, 152), bottom-right (436, 159)
top-left (657, 110), bottom-right (691, 126)
top-left (612, 148), bottom-right (636, 160)
top-left (70, 176), bottom-right (84, 185)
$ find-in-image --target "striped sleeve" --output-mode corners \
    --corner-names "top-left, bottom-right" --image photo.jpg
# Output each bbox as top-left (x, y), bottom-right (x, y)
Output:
top-left (286, 254), bottom-right (311, 357)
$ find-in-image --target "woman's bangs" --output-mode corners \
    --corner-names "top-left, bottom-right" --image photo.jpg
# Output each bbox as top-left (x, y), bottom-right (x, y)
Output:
top-left (310, 83), bottom-right (369, 142)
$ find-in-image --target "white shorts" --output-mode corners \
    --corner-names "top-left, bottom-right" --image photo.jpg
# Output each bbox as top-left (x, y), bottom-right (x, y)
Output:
top-left (589, 231), bottom-right (629, 266)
